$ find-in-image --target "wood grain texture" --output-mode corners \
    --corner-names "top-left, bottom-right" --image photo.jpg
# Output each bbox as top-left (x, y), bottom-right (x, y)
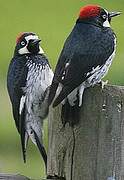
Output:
top-left (47, 84), bottom-right (124, 180)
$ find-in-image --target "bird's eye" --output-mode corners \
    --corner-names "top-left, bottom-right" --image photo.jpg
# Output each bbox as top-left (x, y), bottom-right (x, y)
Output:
top-left (21, 41), bottom-right (25, 46)
top-left (102, 14), bottom-right (107, 20)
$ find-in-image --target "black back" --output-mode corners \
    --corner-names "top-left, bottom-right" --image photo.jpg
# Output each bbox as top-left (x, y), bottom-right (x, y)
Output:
top-left (49, 20), bottom-right (115, 107)
top-left (7, 55), bottom-right (28, 132)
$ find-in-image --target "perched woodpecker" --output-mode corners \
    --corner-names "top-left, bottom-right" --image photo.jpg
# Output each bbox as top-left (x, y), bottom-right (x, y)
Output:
top-left (7, 32), bottom-right (54, 168)
top-left (48, 5), bottom-right (120, 125)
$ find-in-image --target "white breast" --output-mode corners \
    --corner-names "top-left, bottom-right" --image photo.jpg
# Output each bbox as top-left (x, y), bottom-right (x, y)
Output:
top-left (25, 61), bottom-right (53, 115)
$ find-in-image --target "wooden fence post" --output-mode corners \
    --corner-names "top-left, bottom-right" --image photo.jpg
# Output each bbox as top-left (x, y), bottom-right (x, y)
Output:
top-left (47, 84), bottom-right (124, 180)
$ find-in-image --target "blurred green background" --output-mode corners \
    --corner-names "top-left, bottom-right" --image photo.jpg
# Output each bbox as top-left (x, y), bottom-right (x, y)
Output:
top-left (0, 0), bottom-right (123, 179)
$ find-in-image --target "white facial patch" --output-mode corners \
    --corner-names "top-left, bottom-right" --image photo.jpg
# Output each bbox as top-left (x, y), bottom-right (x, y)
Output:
top-left (25, 35), bottom-right (39, 42)
top-left (103, 20), bottom-right (110, 27)
top-left (39, 47), bottom-right (44, 54)
top-left (103, 9), bottom-right (111, 28)
top-left (18, 46), bottom-right (30, 54)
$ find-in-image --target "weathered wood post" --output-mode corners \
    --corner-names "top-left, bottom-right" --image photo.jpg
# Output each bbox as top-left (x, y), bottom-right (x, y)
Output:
top-left (47, 84), bottom-right (124, 180)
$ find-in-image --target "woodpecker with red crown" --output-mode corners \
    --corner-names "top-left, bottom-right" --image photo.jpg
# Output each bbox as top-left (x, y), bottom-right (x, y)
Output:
top-left (7, 32), bottom-right (54, 169)
top-left (48, 5), bottom-right (120, 125)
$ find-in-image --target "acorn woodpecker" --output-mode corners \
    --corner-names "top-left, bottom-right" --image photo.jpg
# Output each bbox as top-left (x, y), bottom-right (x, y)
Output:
top-left (48, 5), bottom-right (120, 125)
top-left (7, 32), bottom-right (54, 168)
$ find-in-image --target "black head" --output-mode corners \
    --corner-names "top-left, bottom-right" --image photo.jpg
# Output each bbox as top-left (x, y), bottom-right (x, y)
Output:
top-left (78, 5), bottom-right (121, 27)
top-left (14, 32), bottom-right (44, 55)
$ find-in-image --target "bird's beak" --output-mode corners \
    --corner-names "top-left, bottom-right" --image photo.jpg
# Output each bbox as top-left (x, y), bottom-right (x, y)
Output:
top-left (109, 11), bottom-right (121, 18)
top-left (31, 39), bottom-right (41, 45)
top-left (27, 39), bottom-right (41, 53)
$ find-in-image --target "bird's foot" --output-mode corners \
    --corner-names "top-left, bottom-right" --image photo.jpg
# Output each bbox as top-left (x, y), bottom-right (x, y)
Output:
top-left (101, 80), bottom-right (108, 89)
top-left (78, 84), bottom-right (85, 107)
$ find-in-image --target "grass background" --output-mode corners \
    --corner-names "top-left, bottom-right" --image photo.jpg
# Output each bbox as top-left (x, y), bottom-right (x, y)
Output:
top-left (0, 0), bottom-right (124, 179)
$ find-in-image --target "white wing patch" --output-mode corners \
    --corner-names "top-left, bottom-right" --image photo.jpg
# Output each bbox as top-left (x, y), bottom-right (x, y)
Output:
top-left (61, 61), bottom-right (70, 80)
top-left (19, 95), bottom-right (26, 115)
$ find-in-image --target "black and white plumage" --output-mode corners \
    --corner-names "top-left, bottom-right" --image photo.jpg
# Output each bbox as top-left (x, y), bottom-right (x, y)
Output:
top-left (48, 5), bottom-right (120, 125)
top-left (7, 32), bottom-right (53, 168)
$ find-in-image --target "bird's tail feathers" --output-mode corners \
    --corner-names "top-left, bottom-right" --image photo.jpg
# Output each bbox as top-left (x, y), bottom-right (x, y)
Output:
top-left (20, 132), bottom-right (29, 163)
top-left (19, 98), bottom-right (47, 166)
top-left (21, 124), bottom-right (47, 168)
top-left (32, 128), bottom-right (47, 169)
top-left (61, 99), bottom-right (81, 126)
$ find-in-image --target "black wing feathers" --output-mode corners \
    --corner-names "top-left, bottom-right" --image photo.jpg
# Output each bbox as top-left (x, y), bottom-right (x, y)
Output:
top-left (7, 56), bottom-right (28, 163)
top-left (50, 23), bottom-right (115, 107)
top-left (48, 53), bottom-right (67, 105)
top-left (32, 129), bottom-right (47, 169)
top-left (7, 56), bottom-right (28, 132)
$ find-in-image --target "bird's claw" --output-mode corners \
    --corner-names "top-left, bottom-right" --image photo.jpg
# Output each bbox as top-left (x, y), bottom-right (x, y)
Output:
top-left (101, 80), bottom-right (108, 89)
